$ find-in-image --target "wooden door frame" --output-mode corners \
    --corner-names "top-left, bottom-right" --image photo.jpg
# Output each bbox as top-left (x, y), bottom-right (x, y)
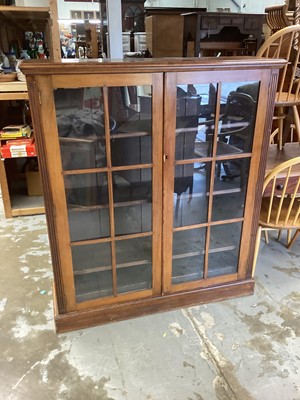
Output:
top-left (162, 68), bottom-right (278, 294)
top-left (27, 72), bottom-right (164, 313)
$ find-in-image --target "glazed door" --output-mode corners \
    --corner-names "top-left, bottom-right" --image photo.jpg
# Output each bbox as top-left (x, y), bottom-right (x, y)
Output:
top-left (163, 70), bottom-right (267, 294)
top-left (48, 73), bottom-right (163, 310)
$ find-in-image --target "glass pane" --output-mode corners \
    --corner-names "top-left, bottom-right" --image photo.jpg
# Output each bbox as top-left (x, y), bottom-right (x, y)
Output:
top-left (68, 209), bottom-right (110, 242)
top-left (113, 169), bottom-right (152, 235)
top-left (72, 242), bottom-right (112, 272)
top-left (75, 270), bottom-right (113, 303)
top-left (116, 237), bottom-right (152, 293)
top-left (111, 135), bottom-right (152, 166)
top-left (208, 223), bottom-right (242, 277)
top-left (65, 173), bottom-right (109, 242)
top-left (176, 84), bottom-right (217, 160)
top-left (65, 172), bottom-right (108, 207)
top-left (54, 88), bottom-right (107, 170)
top-left (72, 243), bottom-right (113, 302)
top-left (172, 228), bottom-right (206, 284)
top-left (216, 81), bottom-right (259, 156)
top-left (109, 85), bottom-right (152, 167)
top-left (174, 163), bottom-right (210, 227)
top-left (114, 204), bottom-right (151, 236)
top-left (212, 158), bottom-right (250, 221)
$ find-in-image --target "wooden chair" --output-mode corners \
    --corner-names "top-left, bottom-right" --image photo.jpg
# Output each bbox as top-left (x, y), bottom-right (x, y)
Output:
top-left (265, 4), bottom-right (291, 35)
top-left (252, 157), bottom-right (300, 275)
top-left (256, 25), bottom-right (300, 149)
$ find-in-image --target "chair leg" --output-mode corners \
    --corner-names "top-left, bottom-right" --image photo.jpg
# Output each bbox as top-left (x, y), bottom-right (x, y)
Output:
top-left (270, 127), bottom-right (278, 144)
top-left (287, 229), bottom-right (300, 249)
top-left (264, 230), bottom-right (269, 244)
top-left (287, 229), bottom-right (292, 245)
top-left (277, 229), bottom-right (282, 241)
top-left (277, 106), bottom-right (284, 150)
top-left (252, 226), bottom-right (262, 277)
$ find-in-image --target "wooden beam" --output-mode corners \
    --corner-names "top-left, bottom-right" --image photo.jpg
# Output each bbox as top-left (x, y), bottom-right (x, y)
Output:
top-left (48, 0), bottom-right (61, 61)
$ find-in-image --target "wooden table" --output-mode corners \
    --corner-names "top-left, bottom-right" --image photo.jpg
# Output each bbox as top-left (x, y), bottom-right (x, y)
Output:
top-left (266, 143), bottom-right (300, 174)
top-left (265, 142), bottom-right (300, 196)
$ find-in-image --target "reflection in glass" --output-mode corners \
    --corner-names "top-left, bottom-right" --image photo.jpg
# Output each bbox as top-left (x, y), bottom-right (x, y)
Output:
top-left (75, 270), bottom-right (113, 302)
top-left (68, 208), bottom-right (110, 242)
top-left (109, 86), bottom-right (152, 166)
top-left (64, 173), bottom-right (110, 242)
top-left (212, 158), bottom-right (250, 222)
top-left (111, 135), bottom-right (152, 166)
top-left (59, 137), bottom-right (106, 170)
top-left (208, 223), bottom-right (242, 277)
top-left (113, 169), bottom-right (151, 203)
top-left (108, 85), bottom-right (152, 127)
top-left (116, 237), bottom-right (152, 293)
top-left (172, 228), bottom-right (206, 284)
top-left (217, 81), bottom-right (259, 156)
top-left (108, 85), bottom-right (152, 166)
top-left (72, 242), bottom-right (112, 272)
top-left (114, 204), bottom-right (151, 236)
top-left (175, 81), bottom-right (258, 162)
top-left (176, 83), bottom-right (217, 161)
top-left (64, 173), bottom-right (108, 207)
top-left (113, 167), bottom-right (152, 236)
top-left (174, 163), bottom-right (210, 227)
top-left (54, 88), bottom-right (107, 170)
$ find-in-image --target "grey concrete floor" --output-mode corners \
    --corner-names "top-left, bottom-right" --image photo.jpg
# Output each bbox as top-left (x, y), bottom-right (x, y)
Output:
top-left (0, 196), bottom-right (299, 400)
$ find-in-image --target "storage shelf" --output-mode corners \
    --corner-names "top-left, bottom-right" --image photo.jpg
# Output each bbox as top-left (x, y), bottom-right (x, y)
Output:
top-left (0, 81), bottom-right (28, 100)
top-left (11, 195), bottom-right (45, 217)
top-left (0, 157), bottom-right (45, 218)
top-left (0, 80), bottom-right (39, 217)
top-left (0, 6), bottom-right (50, 32)
top-left (20, 57), bottom-right (283, 332)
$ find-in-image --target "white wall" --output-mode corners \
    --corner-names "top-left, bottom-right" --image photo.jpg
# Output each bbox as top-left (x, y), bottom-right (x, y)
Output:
top-left (20, 0), bottom-right (288, 18)
top-left (144, 0), bottom-right (286, 14)
top-left (144, 0), bottom-right (207, 7)
top-left (57, 1), bottom-right (99, 19)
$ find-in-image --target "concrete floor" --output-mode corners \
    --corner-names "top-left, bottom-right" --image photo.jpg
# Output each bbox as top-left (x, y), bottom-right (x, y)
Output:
top-left (0, 196), bottom-right (299, 400)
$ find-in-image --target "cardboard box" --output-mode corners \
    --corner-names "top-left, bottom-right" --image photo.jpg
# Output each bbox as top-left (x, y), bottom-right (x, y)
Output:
top-left (25, 160), bottom-right (43, 196)
top-left (1, 145), bottom-right (36, 158)
top-left (1, 138), bottom-right (36, 158)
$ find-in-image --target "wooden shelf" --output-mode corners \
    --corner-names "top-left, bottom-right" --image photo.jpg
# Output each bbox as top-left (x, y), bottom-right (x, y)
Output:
top-left (0, 79), bottom-right (41, 217)
top-left (0, 3), bottom-right (60, 218)
top-left (0, 6), bottom-right (50, 32)
top-left (0, 81), bottom-right (28, 100)
top-left (0, 3), bottom-right (61, 61)
top-left (10, 192), bottom-right (45, 217)
top-left (0, 158), bottom-right (45, 218)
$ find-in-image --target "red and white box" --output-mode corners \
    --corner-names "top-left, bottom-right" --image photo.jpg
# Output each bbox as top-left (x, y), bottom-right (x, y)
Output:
top-left (1, 138), bottom-right (37, 158)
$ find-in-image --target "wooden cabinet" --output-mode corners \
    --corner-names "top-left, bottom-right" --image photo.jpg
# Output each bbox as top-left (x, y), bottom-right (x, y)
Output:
top-left (21, 57), bottom-right (284, 332)
top-left (145, 14), bottom-right (184, 57)
top-left (183, 12), bottom-right (265, 57)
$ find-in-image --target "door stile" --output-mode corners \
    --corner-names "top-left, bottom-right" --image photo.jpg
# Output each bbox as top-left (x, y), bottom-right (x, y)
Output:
top-left (27, 75), bottom-right (77, 312)
top-left (237, 69), bottom-right (276, 279)
top-left (162, 72), bottom-right (178, 294)
top-left (152, 73), bottom-right (164, 295)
